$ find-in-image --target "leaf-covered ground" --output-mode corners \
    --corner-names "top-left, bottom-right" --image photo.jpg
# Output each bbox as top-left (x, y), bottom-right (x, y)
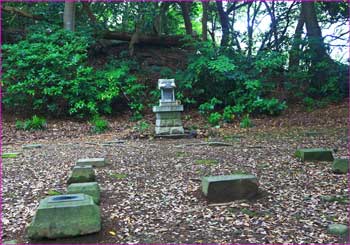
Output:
top-left (1, 101), bottom-right (349, 244)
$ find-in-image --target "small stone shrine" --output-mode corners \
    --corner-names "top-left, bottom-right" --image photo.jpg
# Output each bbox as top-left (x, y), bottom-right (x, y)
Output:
top-left (152, 79), bottom-right (184, 135)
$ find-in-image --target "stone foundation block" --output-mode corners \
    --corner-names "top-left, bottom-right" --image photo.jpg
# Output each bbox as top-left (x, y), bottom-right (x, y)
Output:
top-left (202, 174), bottom-right (259, 202)
top-left (67, 182), bottom-right (100, 204)
top-left (332, 159), bottom-right (349, 174)
top-left (68, 166), bottom-right (95, 184)
top-left (27, 194), bottom-right (101, 239)
top-left (155, 126), bottom-right (184, 135)
top-left (76, 158), bottom-right (106, 167)
top-left (294, 148), bottom-right (334, 162)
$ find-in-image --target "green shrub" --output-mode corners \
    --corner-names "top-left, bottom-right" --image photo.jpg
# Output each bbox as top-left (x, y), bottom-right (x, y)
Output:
top-left (208, 112), bottom-right (222, 126)
top-left (223, 106), bottom-right (235, 122)
top-left (133, 121), bottom-right (150, 133)
top-left (240, 115), bottom-right (252, 128)
top-left (16, 115), bottom-right (47, 130)
top-left (252, 98), bottom-right (287, 115)
top-left (178, 41), bottom-right (287, 117)
top-left (90, 115), bottom-right (109, 133)
top-left (199, 97), bottom-right (222, 115)
top-left (2, 27), bottom-right (138, 118)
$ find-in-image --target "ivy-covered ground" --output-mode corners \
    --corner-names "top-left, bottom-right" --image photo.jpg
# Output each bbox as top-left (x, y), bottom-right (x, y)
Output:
top-left (1, 101), bottom-right (348, 244)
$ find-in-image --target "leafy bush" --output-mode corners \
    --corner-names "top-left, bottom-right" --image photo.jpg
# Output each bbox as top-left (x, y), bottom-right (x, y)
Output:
top-left (240, 115), bottom-right (252, 128)
top-left (199, 97), bottom-right (222, 115)
top-left (104, 60), bottom-right (144, 121)
top-left (2, 27), bottom-right (139, 118)
top-left (222, 106), bottom-right (236, 123)
top-left (178, 41), bottom-right (287, 117)
top-left (16, 115), bottom-right (47, 130)
top-left (208, 112), bottom-right (222, 126)
top-left (90, 115), bottom-right (109, 133)
top-left (133, 121), bottom-right (150, 133)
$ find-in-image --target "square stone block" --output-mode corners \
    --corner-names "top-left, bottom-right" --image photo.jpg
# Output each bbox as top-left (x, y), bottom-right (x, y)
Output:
top-left (155, 126), bottom-right (184, 135)
top-left (332, 159), bottom-right (349, 174)
top-left (295, 148), bottom-right (334, 162)
top-left (27, 194), bottom-right (101, 239)
top-left (68, 166), bottom-right (95, 184)
top-left (202, 174), bottom-right (259, 202)
top-left (156, 119), bottom-right (183, 127)
top-left (153, 105), bottom-right (183, 113)
top-left (76, 158), bottom-right (106, 167)
top-left (22, 144), bottom-right (42, 149)
top-left (67, 182), bottom-right (100, 204)
top-left (156, 112), bottom-right (182, 120)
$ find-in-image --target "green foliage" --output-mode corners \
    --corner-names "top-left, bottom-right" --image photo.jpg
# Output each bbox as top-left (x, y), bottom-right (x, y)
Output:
top-left (222, 106), bottom-right (235, 122)
top-left (47, 189), bottom-right (62, 196)
top-left (178, 41), bottom-right (287, 118)
top-left (90, 115), bottom-right (109, 133)
top-left (240, 115), bottom-right (252, 128)
top-left (105, 60), bottom-right (145, 121)
top-left (252, 98), bottom-right (287, 115)
top-left (208, 112), bottom-right (222, 126)
top-left (133, 121), bottom-right (150, 133)
top-left (195, 159), bottom-right (218, 166)
top-left (110, 173), bottom-right (128, 180)
top-left (2, 152), bottom-right (21, 159)
top-left (198, 97), bottom-right (222, 115)
top-left (2, 27), bottom-right (144, 118)
top-left (16, 115), bottom-right (47, 131)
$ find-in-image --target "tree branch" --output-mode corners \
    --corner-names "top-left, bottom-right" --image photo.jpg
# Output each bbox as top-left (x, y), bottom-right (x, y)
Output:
top-left (2, 6), bottom-right (45, 21)
top-left (227, 2), bottom-right (249, 14)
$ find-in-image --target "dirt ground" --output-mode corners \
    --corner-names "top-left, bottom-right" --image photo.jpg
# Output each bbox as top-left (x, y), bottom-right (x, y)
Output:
top-left (1, 101), bottom-right (349, 244)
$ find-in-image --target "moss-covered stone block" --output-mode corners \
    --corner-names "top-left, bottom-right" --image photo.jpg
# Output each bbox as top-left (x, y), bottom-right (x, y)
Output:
top-left (332, 159), bottom-right (349, 174)
top-left (327, 224), bottom-right (349, 236)
top-left (294, 148), bottom-right (334, 161)
top-left (2, 152), bottom-right (21, 159)
top-left (27, 194), bottom-right (101, 240)
top-left (201, 174), bottom-right (259, 202)
top-left (22, 144), bottom-right (42, 149)
top-left (3, 240), bottom-right (18, 244)
top-left (76, 158), bottom-right (106, 167)
top-left (67, 166), bottom-right (95, 184)
top-left (67, 182), bottom-right (100, 204)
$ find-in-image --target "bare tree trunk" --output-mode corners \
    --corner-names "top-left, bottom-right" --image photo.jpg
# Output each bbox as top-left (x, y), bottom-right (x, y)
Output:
top-left (63, 1), bottom-right (75, 31)
top-left (302, 1), bottom-right (329, 62)
top-left (216, 1), bottom-right (230, 46)
top-left (179, 2), bottom-right (193, 35)
top-left (263, 1), bottom-right (278, 50)
top-left (159, 2), bottom-right (170, 35)
top-left (289, 7), bottom-right (305, 70)
top-left (201, 1), bottom-right (209, 41)
top-left (82, 2), bottom-right (97, 24)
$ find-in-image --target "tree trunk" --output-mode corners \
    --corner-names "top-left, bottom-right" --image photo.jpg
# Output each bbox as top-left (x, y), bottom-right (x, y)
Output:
top-left (179, 2), bottom-right (193, 35)
top-left (289, 7), bottom-right (305, 70)
top-left (216, 1), bottom-right (230, 46)
top-left (63, 1), bottom-right (75, 31)
top-left (302, 1), bottom-right (329, 62)
top-left (159, 2), bottom-right (170, 35)
top-left (82, 2), bottom-right (97, 24)
top-left (263, 1), bottom-right (278, 50)
top-left (201, 1), bottom-right (209, 41)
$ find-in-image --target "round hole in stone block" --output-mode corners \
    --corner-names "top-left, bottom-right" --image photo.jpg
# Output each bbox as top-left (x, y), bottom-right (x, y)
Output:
top-left (49, 194), bottom-right (85, 203)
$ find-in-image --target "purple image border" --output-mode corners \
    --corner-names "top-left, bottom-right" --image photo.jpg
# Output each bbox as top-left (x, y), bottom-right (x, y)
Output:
top-left (0, 0), bottom-right (349, 245)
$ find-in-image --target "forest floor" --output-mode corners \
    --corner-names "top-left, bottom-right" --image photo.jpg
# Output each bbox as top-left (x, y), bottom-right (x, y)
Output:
top-left (1, 100), bottom-right (349, 244)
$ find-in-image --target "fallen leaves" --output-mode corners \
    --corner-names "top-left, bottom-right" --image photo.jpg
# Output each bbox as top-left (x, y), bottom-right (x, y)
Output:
top-left (1, 101), bottom-right (348, 243)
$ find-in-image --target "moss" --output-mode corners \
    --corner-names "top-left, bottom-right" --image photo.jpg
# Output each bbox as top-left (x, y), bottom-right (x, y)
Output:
top-left (195, 159), bottom-right (218, 166)
top-left (110, 173), bottom-right (128, 180)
